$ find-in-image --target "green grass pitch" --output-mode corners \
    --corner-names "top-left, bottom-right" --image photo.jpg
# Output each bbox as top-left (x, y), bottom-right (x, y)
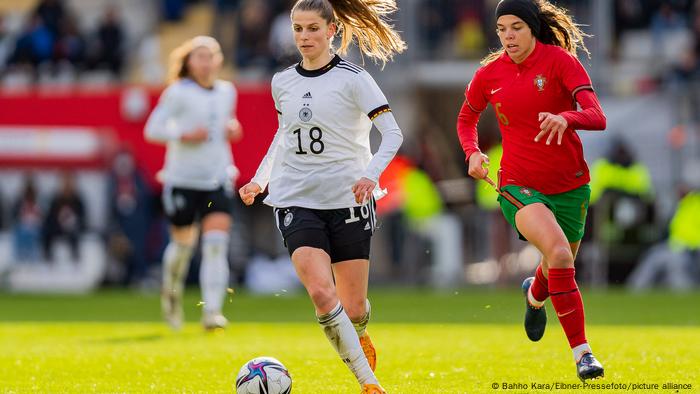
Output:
top-left (1, 289), bottom-right (699, 393)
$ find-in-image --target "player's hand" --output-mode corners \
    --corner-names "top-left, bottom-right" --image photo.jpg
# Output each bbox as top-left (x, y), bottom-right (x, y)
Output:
top-left (180, 127), bottom-right (208, 144)
top-left (239, 182), bottom-right (262, 206)
top-left (352, 177), bottom-right (376, 205)
top-left (467, 152), bottom-right (490, 180)
top-left (226, 119), bottom-right (243, 142)
top-left (535, 112), bottom-right (568, 145)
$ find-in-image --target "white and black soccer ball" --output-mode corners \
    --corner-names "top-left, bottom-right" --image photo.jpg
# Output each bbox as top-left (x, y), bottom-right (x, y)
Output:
top-left (235, 357), bottom-right (292, 394)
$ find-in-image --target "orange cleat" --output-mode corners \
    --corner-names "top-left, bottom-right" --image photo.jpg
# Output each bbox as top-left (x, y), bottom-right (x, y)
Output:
top-left (361, 383), bottom-right (386, 394)
top-left (359, 331), bottom-right (377, 371)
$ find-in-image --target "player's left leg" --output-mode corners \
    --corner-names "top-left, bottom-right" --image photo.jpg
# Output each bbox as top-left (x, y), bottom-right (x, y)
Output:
top-left (516, 203), bottom-right (603, 381)
top-left (333, 258), bottom-right (376, 371)
top-left (522, 241), bottom-right (579, 340)
top-left (200, 211), bottom-right (232, 330)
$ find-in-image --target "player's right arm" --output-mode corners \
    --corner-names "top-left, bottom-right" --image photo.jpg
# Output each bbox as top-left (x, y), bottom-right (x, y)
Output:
top-left (240, 76), bottom-right (283, 206)
top-left (144, 84), bottom-right (208, 145)
top-left (457, 68), bottom-right (489, 180)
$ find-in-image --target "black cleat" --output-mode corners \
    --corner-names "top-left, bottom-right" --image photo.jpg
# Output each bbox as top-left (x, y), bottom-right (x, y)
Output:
top-left (522, 277), bottom-right (547, 341)
top-left (577, 353), bottom-right (604, 382)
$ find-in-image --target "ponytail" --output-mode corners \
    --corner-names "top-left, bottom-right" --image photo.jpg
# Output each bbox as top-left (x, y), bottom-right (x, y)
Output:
top-left (292, 0), bottom-right (406, 65)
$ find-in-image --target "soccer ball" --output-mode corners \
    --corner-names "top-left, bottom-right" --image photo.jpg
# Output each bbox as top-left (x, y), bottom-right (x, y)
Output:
top-left (235, 356), bottom-right (292, 394)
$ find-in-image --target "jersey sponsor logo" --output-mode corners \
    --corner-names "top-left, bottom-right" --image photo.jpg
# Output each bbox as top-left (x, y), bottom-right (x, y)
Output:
top-left (299, 107), bottom-right (313, 122)
top-left (490, 87), bottom-right (502, 94)
top-left (302, 91), bottom-right (312, 99)
top-left (284, 212), bottom-right (294, 227)
top-left (520, 187), bottom-right (533, 197)
top-left (534, 74), bottom-right (547, 92)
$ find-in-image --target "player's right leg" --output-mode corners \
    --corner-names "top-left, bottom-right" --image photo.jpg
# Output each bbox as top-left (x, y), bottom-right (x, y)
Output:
top-left (498, 186), bottom-right (550, 341)
top-left (161, 186), bottom-right (198, 330)
top-left (161, 225), bottom-right (196, 330)
top-left (276, 207), bottom-right (380, 392)
top-left (291, 245), bottom-right (379, 391)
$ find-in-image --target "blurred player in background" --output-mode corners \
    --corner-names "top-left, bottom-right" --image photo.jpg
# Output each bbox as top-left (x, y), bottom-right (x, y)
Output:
top-left (457, 0), bottom-right (607, 381)
top-left (239, 0), bottom-right (404, 392)
top-left (145, 36), bottom-right (243, 331)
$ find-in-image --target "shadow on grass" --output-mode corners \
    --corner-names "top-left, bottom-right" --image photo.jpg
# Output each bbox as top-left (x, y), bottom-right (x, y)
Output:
top-left (86, 333), bottom-right (165, 344)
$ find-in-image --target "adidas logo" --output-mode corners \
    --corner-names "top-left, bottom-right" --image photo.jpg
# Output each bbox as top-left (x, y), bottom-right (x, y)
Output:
top-left (364, 222), bottom-right (371, 231)
top-left (302, 92), bottom-right (312, 99)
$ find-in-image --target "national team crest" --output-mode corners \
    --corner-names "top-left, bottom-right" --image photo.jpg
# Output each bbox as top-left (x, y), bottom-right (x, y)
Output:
top-left (299, 107), bottom-right (313, 122)
top-left (284, 212), bottom-right (294, 227)
top-left (534, 74), bottom-right (547, 92)
top-left (520, 187), bottom-right (533, 197)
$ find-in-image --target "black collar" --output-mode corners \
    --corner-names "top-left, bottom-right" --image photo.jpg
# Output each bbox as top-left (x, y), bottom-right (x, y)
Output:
top-left (296, 55), bottom-right (341, 77)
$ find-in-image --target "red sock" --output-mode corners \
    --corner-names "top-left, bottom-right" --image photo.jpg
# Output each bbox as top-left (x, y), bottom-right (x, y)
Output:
top-left (548, 267), bottom-right (587, 348)
top-left (530, 264), bottom-right (549, 302)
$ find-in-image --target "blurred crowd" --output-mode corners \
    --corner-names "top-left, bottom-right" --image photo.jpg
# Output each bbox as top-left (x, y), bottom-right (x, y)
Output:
top-left (0, 0), bottom-right (125, 80)
top-left (0, 0), bottom-right (697, 83)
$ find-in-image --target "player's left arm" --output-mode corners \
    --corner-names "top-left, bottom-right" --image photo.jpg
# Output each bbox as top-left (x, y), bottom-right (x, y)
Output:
top-left (352, 71), bottom-right (404, 204)
top-left (536, 52), bottom-right (607, 145)
top-left (225, 84), bottom-right (243, 142)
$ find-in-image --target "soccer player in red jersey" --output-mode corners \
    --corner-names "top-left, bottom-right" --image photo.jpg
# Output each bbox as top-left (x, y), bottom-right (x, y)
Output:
top-left (456, 0), bottom-right (606, 381)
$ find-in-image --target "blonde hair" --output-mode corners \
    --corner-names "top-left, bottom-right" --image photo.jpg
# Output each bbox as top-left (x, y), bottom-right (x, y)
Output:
top-left (167, 36), bottom-right (223, 83)
top-left (482, 0), bottom-right (590, 65)
top-left (291, 0), bottom-right (406, 65)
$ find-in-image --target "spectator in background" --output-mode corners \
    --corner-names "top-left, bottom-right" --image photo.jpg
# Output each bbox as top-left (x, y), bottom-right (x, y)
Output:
top-left (612, 0), bottom-right (649, 60)
top-left (162, 0), bottom-right (186, 22)
top-left (108, 150), bottom-right (151, 285)
top-left (418, 0), bottom-right (458, 57)
top-left (211, 0), bottom-right (241, 62)
top-left (42, 172), bottom-right (86, 261)
top-left (235, 0), bottom-right (272, 70)
top-left (650, 1), bottom-right (688, 59)
top-left (589, 138), bottom-right (654, 204)
top-left (454, 9), bottom-right (487, 59)
top-left (268, 0), bottom-right (298, 69)
top-left (12, 174), bottom-right (43, 262)
top-left (89, 6), bottom-right (125, 77)
top-left (587, 138), bottom-right (657, 282)
top-left (9, 14), bottom-right (54, 69)
top-left (0, 12), bottom-right (12, 73)
top-left (668, 5), bottom-right (700, 120)
top-left (628, 185), bottom-right (700, 290)
top-left (54, 14), bottom-right (85, 70)
top-left (33, 0), bottom-right (67, 37)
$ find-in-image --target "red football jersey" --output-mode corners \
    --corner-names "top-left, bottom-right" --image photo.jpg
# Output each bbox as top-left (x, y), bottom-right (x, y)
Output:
top-left (461, 41), bottom-right (602, 195)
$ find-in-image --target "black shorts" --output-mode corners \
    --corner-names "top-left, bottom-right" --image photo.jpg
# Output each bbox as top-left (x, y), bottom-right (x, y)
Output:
top-left (274, 202), bottom-right (377, 263)
top-left (162, 186), bottom-right (233, 227)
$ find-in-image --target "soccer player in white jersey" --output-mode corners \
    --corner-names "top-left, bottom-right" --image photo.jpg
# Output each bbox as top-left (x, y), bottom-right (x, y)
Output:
top-left (144, 36), bottom-right (242, 331)
top-left (239, 1), bottom-right (405, 393)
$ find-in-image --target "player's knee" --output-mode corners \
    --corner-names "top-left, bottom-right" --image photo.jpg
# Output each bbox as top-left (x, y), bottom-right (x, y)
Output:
top-left (171, 226), bottom-right (197, 246)
top-left (306, 285), bottom-right (336, 311)
top-left (546, 245), bottom-right (574, 268)
top-left (344, 299), bottom-right (367, 321)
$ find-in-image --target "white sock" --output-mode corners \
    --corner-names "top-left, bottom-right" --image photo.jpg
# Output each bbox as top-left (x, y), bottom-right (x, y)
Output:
top-left (573, 343), bottom-right (592, 363)
top-left (318, 302), bottom-right (378, 385)
top-left (527, 287), bottom-right (545, 308)
top-left (200, 230), bottom-right (230, 315)
top-left (352, 299), bottom-right (371, 337)
top-left (162, 241), bottom-right (194, 295)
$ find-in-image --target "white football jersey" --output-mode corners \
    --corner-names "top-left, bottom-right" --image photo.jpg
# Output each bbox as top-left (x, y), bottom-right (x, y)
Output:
top-left (252, 55), bottom-right (397, 209)
top-left (145, 79), bottom-right (238, 190)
